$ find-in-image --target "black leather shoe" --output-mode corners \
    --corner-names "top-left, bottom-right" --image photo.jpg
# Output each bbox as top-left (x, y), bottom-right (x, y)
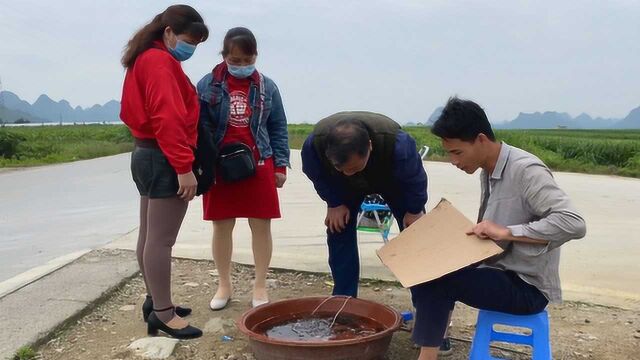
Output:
top-left (142, 295), bottom-right (192, 322)
top-left (146, 308), bottom-right (202, 339)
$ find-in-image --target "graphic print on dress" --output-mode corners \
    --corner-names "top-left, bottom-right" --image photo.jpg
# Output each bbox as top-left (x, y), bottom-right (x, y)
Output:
top-left (229, 90), bottom-right (250, 127)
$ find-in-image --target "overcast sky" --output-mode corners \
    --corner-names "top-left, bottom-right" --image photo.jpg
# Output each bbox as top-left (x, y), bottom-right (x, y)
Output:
top-left (1, 0), bottom-right (638, 123)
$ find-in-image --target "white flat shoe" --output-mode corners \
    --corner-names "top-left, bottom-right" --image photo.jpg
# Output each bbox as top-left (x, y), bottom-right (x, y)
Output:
top-left (251, 298), bottom-right (269, 308)
top-left (209, 296), bottom-right (231, 311)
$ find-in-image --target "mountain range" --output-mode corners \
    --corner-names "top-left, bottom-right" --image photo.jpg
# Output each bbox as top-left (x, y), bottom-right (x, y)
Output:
top-left (0, 91), bottom-right (120, 124)
top-left (1, 90), bottom-right (639, 129)
top-left (424, 105), bottom-right (639, 129)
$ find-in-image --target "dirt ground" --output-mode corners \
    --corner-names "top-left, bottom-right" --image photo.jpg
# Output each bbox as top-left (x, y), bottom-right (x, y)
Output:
top-left (36, 258), bottom-right (640, 360)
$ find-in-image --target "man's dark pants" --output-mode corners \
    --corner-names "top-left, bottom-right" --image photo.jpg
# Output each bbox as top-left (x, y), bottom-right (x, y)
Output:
top-left (409, 266), bottom-right (549, 346)
top-left (327, 191), bottom-right (408, 297)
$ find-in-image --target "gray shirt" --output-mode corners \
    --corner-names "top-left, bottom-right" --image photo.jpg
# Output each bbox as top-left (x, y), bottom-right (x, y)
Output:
top-left (479, 143), bottom-right (586, 302)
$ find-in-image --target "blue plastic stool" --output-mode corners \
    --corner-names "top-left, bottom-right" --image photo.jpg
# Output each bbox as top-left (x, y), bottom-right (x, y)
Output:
top-left (469, 309), bottom-right (551, 360)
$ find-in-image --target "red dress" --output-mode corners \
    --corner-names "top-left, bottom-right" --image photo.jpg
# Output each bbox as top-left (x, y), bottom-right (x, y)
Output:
top-left (203, 74), bottom-right (282, 220)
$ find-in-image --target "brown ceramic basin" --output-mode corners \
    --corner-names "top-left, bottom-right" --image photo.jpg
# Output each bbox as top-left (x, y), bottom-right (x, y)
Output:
top-left (237, 296), bottom-right (402, 360)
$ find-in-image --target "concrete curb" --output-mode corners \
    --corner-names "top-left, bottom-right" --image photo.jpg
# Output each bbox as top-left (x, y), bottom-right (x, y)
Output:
top-left (0, 249), bottom-right (91, 300)
top-left (27, 268), bottom-right (140, 355)
top-left (0, 249), bottom-right (139, 360)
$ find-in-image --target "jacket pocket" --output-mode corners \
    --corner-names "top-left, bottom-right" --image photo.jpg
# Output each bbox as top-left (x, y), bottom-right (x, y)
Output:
top-left (200, 84), bottom-right (223, 106)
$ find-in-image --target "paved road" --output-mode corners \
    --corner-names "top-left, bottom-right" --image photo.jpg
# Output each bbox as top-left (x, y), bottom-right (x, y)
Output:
top-left (0, 154), bottom-right (139, 284)
top-left (2, 150), bottom-right (639, 308)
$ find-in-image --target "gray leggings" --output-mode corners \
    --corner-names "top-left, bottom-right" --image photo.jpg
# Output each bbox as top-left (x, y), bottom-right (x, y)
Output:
top-left (136, 196), bottom-right (187, 322)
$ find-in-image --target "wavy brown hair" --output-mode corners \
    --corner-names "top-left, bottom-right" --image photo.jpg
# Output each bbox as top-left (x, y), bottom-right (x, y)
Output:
top-left (121, 4), bottom-right (209, 68)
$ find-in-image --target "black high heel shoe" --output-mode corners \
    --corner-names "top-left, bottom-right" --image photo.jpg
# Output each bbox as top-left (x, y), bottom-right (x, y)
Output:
top-left (147, 307), bottom-right (202, 339)
top-left (142, 295), bottom-right (192, 322)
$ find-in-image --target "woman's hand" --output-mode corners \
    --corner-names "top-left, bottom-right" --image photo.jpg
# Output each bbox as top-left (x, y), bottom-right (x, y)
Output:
top-left (177, 171), bottom-right (198, 201)
top-left (275, 173), bottom-right (287, 188)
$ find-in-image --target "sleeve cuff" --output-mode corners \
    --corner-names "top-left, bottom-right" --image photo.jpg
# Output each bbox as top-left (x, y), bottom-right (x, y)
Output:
top-left (275, 166), bottom-right (287, 175)
top-left (507, 225), bottom-right (525, 237)
top-left (175, 165), bottom-right (192, 175)
top-left (406, 204), bottom-right (426, 215)
top-left (507, 224), bottom-right (551, 256)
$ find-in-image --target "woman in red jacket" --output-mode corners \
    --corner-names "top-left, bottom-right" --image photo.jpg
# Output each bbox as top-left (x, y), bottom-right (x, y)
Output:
top-left (120, 4), bottom-right (208, 339)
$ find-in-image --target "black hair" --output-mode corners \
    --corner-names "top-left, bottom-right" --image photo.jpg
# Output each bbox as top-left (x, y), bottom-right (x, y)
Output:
top-left (221, 27), bottom-right (258, 57)
top-left (431, 97), bottom-right (496, 142)
top-left (325, 118), bottom-right (371, 167)
top-left (122, 5), bottom-right (208, 68)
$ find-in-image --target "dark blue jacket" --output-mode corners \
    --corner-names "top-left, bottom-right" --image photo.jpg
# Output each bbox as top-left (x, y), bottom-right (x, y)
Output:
top-left (301, 130), bottom-right (428, 213)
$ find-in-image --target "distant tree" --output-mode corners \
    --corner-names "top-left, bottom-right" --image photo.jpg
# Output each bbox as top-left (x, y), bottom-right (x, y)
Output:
top-left (14, 118), bottom-right (31, 124)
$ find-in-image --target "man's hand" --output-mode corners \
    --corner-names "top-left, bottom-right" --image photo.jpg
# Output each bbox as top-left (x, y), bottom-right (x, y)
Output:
top-left (275, 173), bottom-right (287, 188)
top-left (325, 205), bottom-right (350, 234)
top-left (403, 211), bottom-right (424, 229)
top-left (466, 220), bottom-right (511, 241)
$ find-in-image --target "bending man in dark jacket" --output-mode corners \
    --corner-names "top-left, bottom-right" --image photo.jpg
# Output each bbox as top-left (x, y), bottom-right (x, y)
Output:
top-left (301, 111), bottom-right (428, 297)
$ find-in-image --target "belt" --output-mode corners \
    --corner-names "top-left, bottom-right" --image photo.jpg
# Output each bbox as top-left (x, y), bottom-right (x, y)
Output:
top-left (134, 138), bottom-right (160, 149)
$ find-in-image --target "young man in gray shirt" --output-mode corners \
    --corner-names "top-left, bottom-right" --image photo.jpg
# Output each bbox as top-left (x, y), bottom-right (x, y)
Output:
top-left (411, 97), bottom-right (586, 360)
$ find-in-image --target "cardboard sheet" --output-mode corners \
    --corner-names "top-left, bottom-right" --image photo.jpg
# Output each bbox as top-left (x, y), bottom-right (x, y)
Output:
top-left (376, 198), bottom-right (503, 288)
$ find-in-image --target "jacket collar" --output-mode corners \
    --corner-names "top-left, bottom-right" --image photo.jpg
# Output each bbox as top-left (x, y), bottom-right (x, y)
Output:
top-left (490, 142), bottom-right (511, 180)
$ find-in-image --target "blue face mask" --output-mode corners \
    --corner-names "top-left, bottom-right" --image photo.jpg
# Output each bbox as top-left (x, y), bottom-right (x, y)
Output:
top-left (168, 40), bottom-right (196, 61)
top-left (227, 63), bottom-right (256, 79)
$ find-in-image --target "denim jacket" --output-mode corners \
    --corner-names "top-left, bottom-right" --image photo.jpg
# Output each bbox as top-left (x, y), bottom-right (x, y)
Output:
top-left (196, 70), bottom-right (290, 168)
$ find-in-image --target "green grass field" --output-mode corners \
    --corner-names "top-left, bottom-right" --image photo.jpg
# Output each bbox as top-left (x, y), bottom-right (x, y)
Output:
top-left (1, 124), bottom-right (639, 178)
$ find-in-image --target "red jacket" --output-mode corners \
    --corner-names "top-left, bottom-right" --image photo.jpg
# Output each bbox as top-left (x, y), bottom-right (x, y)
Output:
top-left (120, 41), bottom-right (198, 174)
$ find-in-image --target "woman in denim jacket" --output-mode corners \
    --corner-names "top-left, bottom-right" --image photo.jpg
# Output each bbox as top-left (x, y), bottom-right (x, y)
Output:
top-left (196, 27), bottom-right (290, 310)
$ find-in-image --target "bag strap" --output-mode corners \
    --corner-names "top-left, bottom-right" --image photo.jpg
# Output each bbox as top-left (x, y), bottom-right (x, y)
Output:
top-left (256, 73), bottom-right (266, 128)
top-left (249, 73), bottom-right (266, 160)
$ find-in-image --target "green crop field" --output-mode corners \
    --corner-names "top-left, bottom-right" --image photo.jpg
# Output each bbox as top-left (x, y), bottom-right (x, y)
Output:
top-left (0, 124), bottom-right (133, 167)
top-left (290, 125), bottom-right (640, 178)
top-left (1, 124), bottom-right (639, 178)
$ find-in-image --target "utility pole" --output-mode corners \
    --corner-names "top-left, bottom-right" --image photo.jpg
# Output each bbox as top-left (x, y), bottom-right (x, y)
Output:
top-left (0, 76), bottom-right (4, 125)
top-left (0, 76), bottom-right (4, 109)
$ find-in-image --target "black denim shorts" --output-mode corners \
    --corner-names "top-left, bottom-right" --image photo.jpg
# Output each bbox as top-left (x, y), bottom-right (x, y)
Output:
top-left (130, 146), bottom-right (179, 198)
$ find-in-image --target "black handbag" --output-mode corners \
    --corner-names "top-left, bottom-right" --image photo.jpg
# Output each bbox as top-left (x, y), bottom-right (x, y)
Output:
top-left (193, 118), bottom-right (218, 195)
top-left (218, 142), bottom-right (256, 182)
